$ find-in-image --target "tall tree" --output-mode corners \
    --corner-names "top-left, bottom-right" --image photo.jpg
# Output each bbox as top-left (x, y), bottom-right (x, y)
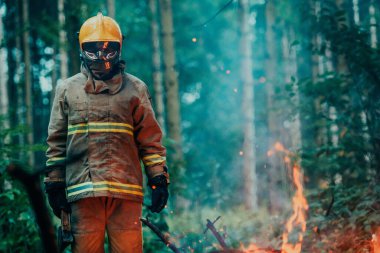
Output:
top-left (58, 0), bottom-right (68, 80)
top-left (159, 0), bottom-right (182, 161)
top-left (369, 0), bottom-right (378, 48)
top-left (0, 7), bottom-right (7, 117)
top-left (239, 0), bottom-right (257, 210)
top-left (22, 0), bottom-right (34, 166)
top-left (265, 0), bottom-right (285, 213)
top-left (107, 0), bottom-right (115, 18)
top-left (335, 0), bottom-right (349, 74)
top-left (149, 0), bottom-right (165, 130)
top-left (66, 0), bottom-right (81, 76)
top-left (4, 0), bottom-right (19, 137)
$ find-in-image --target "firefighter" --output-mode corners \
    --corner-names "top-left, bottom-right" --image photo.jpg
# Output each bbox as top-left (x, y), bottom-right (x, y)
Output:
top-left (44, 13), bottom-right (169, 253)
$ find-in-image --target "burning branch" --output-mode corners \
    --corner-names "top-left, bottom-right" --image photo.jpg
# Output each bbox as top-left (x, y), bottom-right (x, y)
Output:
top-left (140, 217), bottom-right (182, 253)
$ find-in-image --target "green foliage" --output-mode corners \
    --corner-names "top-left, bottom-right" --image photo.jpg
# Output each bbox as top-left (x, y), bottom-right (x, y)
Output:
top-left (304, 184), bottom-right (380, 252)
top-left (0, 116), bottom-right (41, 252)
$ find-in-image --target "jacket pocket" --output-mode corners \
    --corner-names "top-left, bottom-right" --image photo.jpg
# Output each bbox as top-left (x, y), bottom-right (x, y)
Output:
top-left (69, 102), bottom-right (88, 124)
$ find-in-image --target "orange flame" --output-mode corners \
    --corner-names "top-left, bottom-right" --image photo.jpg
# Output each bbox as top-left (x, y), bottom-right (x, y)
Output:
top-left (281, 164), bottom-right (308, 253)
top-left (373, 227), bottom-right (380, 253)
top-left (269, 142), bottom-right (308, 253)
top-left (240, 242), bottom-right (260, 252)
top-left (241, 142), bottom-right (308, 253)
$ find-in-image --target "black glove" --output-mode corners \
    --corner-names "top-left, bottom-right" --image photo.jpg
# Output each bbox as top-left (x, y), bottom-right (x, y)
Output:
top-left (45, 182), bottom-right (70, 218)
top-left (148, 175), bottom-right (169, 213)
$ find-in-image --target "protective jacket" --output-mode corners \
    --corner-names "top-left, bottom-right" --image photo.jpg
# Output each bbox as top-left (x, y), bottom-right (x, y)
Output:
top-left (45, 66), bottom-right (167, 203)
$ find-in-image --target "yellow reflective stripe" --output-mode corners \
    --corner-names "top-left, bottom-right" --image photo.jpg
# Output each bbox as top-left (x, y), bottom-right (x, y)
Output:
top-left (93, 181), bottom-right (142, 189)
top-left (67, 182), bottom-right (93, 191)
top-left (145, 158), bottom-right (166, 166)
top-left (67, 188), bottom-right (144, 197)
top-left (68, 122), bottom-right (133, 129)
top-left (68, 129), bottom-right (133, 135)
top-left (68, 123), bottom-right (87, 128)
top-left (47, 157), bottom-right (66, 161)
top-left (67, 181), bottom-right (143, 197)
top-left (88, 129), bottom-right (133, 134)
top-left (46, 157), bottom-right (66, 166)
top-left (93, 187), bottom-right (144, 196)
top-left (67, 122), bottom-right (134, 136)
top-left (142, 154), bottom-right (162, 161)
top-left (67, 188), bottom-right (93, 197)
top-left (90, 122), bottom-right (133, 128)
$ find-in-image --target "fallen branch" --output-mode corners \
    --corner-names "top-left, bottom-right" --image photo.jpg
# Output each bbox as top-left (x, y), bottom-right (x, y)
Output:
top-left (204, 216), bottom-right (229, 250)
top-left (140, 217), bottom-right (182, 253)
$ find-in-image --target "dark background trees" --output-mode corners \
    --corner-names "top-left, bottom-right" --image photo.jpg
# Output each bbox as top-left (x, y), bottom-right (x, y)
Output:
top-left (0, 0), bottom-right (379, 252)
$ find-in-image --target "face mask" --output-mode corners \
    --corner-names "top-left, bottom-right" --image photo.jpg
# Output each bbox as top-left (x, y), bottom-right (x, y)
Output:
top-left (81, 42), bottom-right (121, 80)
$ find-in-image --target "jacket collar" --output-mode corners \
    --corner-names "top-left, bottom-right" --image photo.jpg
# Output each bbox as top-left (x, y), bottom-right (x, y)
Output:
top-left (81, 64), bottom-right (124, 95)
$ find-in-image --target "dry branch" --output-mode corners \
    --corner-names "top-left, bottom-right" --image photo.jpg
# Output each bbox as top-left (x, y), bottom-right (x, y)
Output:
top-left (140, 217), bottom-right (182, 253)
top-left (204, 216), bottom-right (229, 250)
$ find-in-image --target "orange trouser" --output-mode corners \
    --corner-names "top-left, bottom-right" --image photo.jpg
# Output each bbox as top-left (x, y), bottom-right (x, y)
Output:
top-left (70, 197), bottom-right (142, 253)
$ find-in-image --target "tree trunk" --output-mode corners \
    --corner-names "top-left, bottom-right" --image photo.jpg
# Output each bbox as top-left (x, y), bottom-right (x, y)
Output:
top-left (335, 0), bottom-right (349, 74)
top-left (51, 49), bottom-right (58, 106)
top-left (159, 0), bottom-right (182, 161)
top-left (4, 0), bottom-right (19, 138)
top-left (58, 0), bottom-right (68, 80)
top-left (159, 0), bottom-right (185, 211)
top-left (265, 0), bottom-right (286, 214)
top-left (149, 0), bottom-right (165, 131)
top-left (239, 0), bottom-right (257, 211)
top-left (369, 0), bottom-right (378, 49)
top-left (358, 0), bottom-right (371, 26)
top-left (283, 25), bottom-right (302, 149)
top-left (66, 0), bottom-right (81, 76)
top-left (297, 0), bottom-right (316, 152)
top-left (22, 0), bottom-right (34, 166)
top-left (0, 8), bottom-right (7, 118)
top-left (352, 0), bottom-right (360, 24)
top-left (107, 0), bottom-right (115, 18)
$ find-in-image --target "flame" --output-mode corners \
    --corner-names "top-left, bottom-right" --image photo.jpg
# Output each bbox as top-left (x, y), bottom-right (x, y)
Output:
top-left (373, 227), bottom-right (380, 253)
top-left (256, 142), bottom-right (307, 253)
top-left (240, 242), bottom-right (260, 252)
top-left (281, 164), bottom-right (308, 253)
top-left (268, 142), bottom-right (309, 253)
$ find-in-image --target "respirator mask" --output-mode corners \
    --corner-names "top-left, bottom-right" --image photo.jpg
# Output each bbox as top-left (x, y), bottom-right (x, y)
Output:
top-left (81, 41), bottom-right (120, 80)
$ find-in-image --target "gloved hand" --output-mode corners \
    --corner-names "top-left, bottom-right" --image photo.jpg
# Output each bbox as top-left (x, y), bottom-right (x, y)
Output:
top-left (45, 181), bottom-right (70, 218)
top-left (148, 174), bottom-right (169, 213)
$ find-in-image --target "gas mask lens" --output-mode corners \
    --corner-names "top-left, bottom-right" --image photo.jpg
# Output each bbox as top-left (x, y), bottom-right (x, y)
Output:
top-left (82, 42), bottom-right (120, 61)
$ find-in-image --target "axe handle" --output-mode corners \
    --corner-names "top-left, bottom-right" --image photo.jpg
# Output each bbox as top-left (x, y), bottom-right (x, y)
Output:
top-left (61, 210), bottom-right (71, 231)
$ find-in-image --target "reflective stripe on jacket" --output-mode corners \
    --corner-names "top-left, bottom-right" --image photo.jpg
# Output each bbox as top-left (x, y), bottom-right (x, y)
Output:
top-left (45, 68), bottom-right (167, 203)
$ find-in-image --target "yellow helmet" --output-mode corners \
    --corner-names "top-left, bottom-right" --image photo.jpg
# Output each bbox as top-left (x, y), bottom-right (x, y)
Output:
top-left (79, 13), bottom-right (123, 50)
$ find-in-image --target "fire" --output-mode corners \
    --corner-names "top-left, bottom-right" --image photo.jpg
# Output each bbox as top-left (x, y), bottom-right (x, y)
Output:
top-left (240, 242), bottom-right (260, 252)
top-left (373, 227), bottom-right (380, 253)
top-left (242, 142), bottom-right (308, 253)
top-left (271, 142), bottom-right (309, 253)
top-left (281, 164), bottom-right (308, 253)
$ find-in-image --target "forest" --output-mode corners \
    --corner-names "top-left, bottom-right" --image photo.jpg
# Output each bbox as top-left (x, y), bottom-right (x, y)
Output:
top-left (0, 0), bottom-right (379, 252)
